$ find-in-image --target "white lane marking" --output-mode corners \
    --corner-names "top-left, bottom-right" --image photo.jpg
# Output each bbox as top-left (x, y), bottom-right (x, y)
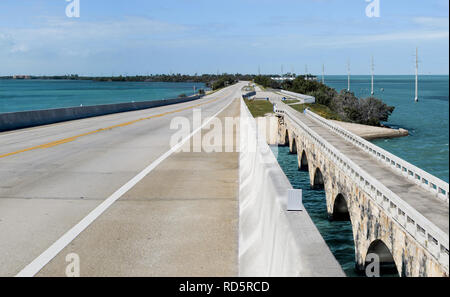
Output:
top-left (15, 96), bottom-right (236, 277)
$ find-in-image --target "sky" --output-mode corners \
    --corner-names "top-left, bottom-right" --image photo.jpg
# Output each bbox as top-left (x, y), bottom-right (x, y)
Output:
top-left (0, 0), bottom-right (448, 76)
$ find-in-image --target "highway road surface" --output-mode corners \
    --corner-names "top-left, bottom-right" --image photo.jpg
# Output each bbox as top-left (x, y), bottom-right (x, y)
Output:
top-left (0, 82), bottom-right (245, 276)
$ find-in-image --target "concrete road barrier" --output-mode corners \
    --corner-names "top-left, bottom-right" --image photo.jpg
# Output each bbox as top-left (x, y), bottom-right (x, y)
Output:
top-left (0, 95), bottom-right (202, 132)
top-left (238, 99), bottom-right (345, 277)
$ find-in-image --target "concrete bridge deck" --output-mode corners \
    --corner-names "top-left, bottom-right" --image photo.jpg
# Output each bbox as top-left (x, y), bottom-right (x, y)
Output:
top-left (0, 83), bottom-right (244, 276)
top-left (36, 98), bottom-right (241, 277)
top-left (285, 108), bottom-right (449, 235)
top-left (0, 82), bottom-right (344, 277)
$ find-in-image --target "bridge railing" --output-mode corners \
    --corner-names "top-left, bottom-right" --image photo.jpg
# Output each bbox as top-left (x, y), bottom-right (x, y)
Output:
top-left (279, 90), bottom-right (316, 103)
top-left (276, 105), bottom-right (449, 271)
top-left (305, 109), bottom-right (449, 204)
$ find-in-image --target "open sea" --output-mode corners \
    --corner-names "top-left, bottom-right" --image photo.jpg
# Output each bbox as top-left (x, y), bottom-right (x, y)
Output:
top-left (273, 75), bottom-right (449, 277)
top-left (0, 80), bottom-right (206, 114)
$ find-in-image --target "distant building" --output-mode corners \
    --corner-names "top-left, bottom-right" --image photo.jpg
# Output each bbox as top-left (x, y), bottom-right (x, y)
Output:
top-left (271, 76), bottom-right (295, 82)
top-left (304, 74), bottom-right (317, 81)
top-left (271, 74), bottom-right (317, 82)
top-left (13, 75), bottom-right (31, 79)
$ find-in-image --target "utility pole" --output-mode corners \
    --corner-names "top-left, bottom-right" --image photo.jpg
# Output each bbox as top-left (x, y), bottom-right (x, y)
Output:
top-left (347, 60), bottom-right (351, 92)
top-left (322, 64), bottom-right (325, 84)
top-left (371, 56), bottom-right (375, 96)
top-left (415, 47), bottom-right (419, 102)
top-left (281, 64), bottom-right (284, 77)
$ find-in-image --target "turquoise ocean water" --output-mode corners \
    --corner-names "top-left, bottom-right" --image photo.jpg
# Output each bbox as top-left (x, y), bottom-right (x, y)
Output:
top-left (325, 75), bottom-right (449, 182)
top-left (0, 80), bottom-right (206, 114)
top-left (273, 75), bottom-right (449, 277)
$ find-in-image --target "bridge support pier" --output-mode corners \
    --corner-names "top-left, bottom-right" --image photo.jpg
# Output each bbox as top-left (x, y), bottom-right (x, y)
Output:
top-left (278, 125), bottom-right (289, 147)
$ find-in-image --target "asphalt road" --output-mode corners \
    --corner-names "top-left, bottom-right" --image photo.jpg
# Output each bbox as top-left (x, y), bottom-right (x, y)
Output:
top-left (0, 81), bottom-right (246, 276)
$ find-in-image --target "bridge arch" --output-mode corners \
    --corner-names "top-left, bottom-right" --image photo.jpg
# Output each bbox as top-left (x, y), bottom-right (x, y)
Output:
top-left (290, 136), bottom-right (297, 154)
top-left (364, 239), bottom-right (400, 277)
top-left (279, 113), bottom-right (448, 276)
top-left (284, 130), bottom-right (289, 146)
top-left (331, 194), bottom-right (350, 221)
top-left (312, 167), bottom-right (324, 190)
top-left (299, 150), bottom-right (309, 171)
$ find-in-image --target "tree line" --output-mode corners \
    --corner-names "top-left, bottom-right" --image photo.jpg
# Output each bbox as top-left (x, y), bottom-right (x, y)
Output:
top-left (2, 73), bottom-right (395, 126)
top-left (254, 75), bottom-right (394, 126)
top-left (2, 74), bottom-right (254, 90)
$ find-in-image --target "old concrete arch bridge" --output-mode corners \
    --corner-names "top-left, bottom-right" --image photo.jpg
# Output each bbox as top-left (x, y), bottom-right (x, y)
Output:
top-left (275, 103), bottom-right (449, 277)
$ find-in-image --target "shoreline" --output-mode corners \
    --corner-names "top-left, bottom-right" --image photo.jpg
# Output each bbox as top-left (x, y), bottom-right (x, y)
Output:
top-left (330, 120), bottom-right (409, 140)
top-left (254, 88), bottom-right (410, 141)
top-left (259, 114), bottom-right (409, 142)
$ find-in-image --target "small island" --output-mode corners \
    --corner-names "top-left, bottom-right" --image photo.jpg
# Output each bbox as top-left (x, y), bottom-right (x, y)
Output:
top-left (254, 75), bottom-right (395, 127)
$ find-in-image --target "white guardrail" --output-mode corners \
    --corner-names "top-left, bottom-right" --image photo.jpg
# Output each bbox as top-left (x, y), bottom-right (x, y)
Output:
top-left (279, 90), bottom-right (316, 104)
top-left (305, 109), bottom-right (449, 204)
top-left (275, 105), bottom-right (449, 271)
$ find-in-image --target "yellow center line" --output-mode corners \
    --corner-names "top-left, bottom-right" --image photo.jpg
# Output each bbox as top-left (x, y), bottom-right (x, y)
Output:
top-left (0, 96), bottom-right (225, 159)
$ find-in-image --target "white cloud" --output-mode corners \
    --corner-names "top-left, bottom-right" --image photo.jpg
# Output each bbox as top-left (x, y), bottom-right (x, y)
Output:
top-left (0, 16), bottom-right (189, 57)
top-left (303, 30), bottom-right (449, 48)
top-left (10, 44), bottom-right (28, 53)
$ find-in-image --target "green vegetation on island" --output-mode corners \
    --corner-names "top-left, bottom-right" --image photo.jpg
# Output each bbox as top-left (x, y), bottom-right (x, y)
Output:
top-left (1, 73), bottom-right (252, 91)
top-left (244, 99), bottom-right (274, 118)
top-left (210, 75), bottom-right (240, 90)
top-left (283, 99), bottom-right (300, 105)
top-left (289, 103), bottom-right (343, 121)
top-left (254, 75), bottom-right (395, 126)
